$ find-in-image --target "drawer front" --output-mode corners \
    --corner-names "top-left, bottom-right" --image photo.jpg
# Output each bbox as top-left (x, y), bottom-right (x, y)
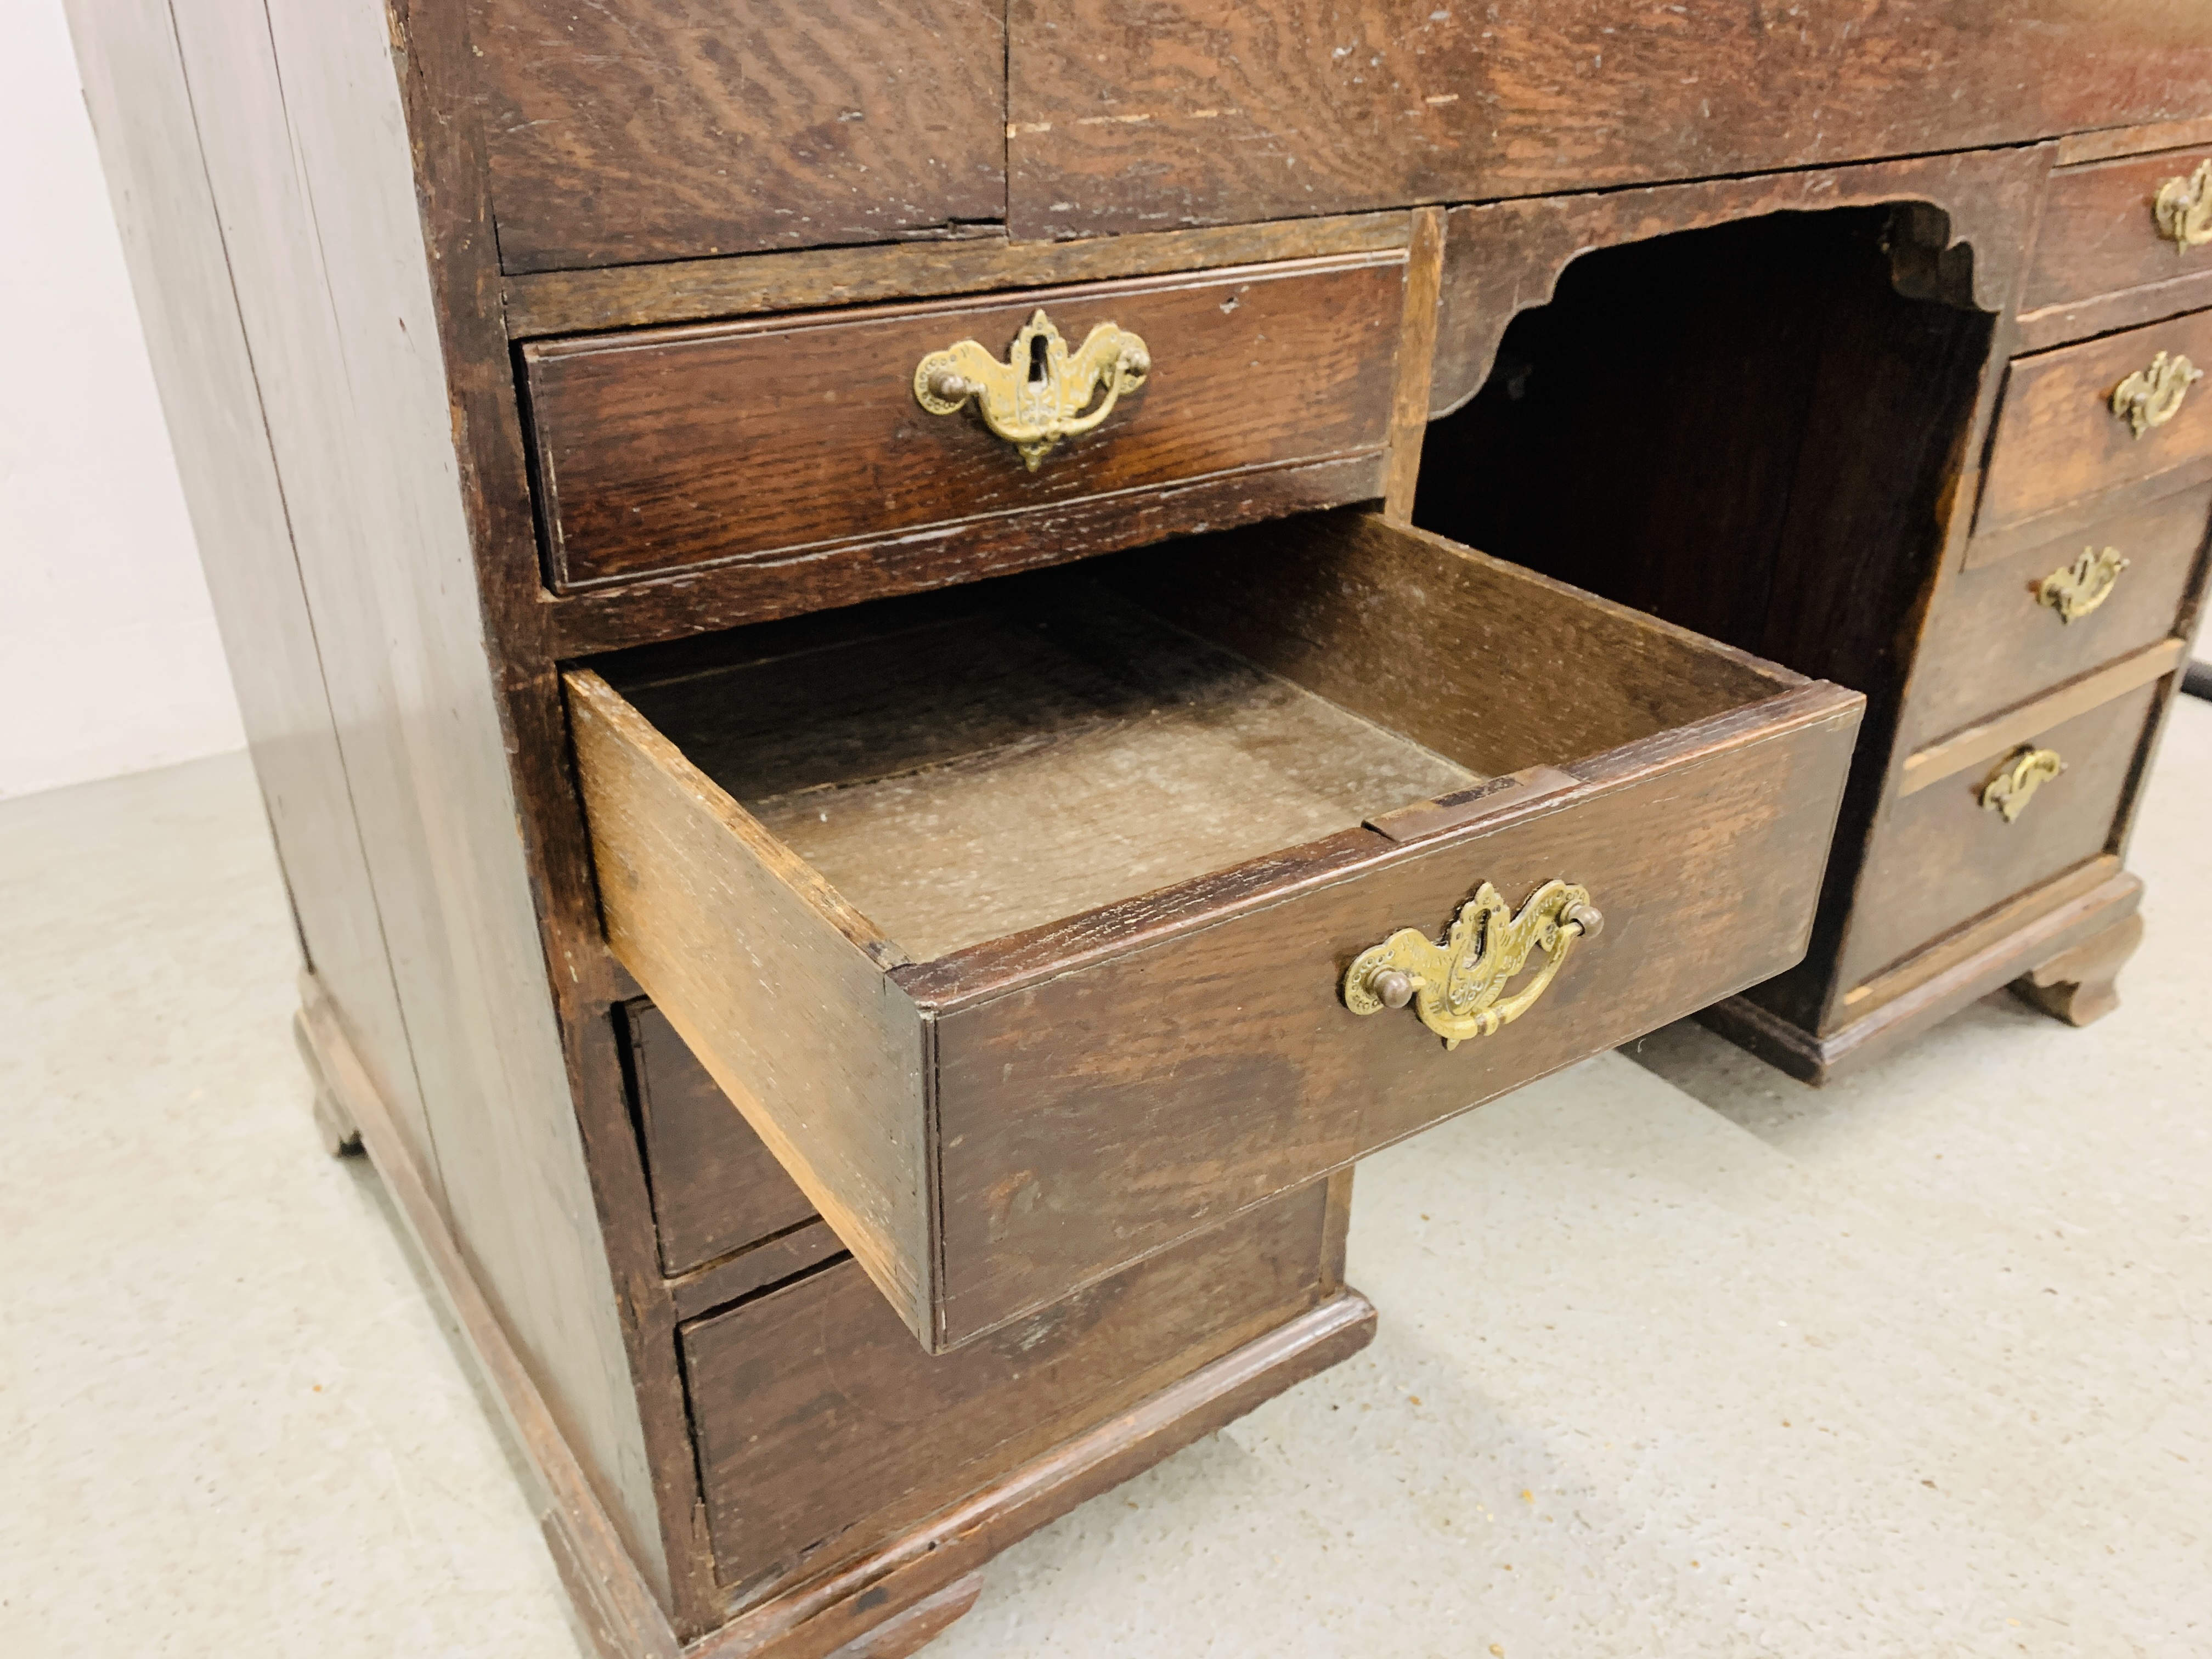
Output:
top-left (1839, 682), bottom-right (2160, 990)
top-left (2023, 148), bottom-right (2212, 314)
top-left (1911, 483), bottom-right (2210, 746)
top-left (684, 1180), bottom-right (1331, 1594)
top-left (523, 255), bottom-right (1405, 591)
top-left (472, 0), bottom-right (1005, 274)
top-left (1976, 311), bottom-right (2212, 542)
top-left (624, 999), bottom-right (816, 1277)
top-left (567, 514), bottom-right (1864, 1350)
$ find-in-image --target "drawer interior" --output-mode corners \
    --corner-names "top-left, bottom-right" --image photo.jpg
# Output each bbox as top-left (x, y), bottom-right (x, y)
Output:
top-left (589, 516), bottom-right (1786, 964)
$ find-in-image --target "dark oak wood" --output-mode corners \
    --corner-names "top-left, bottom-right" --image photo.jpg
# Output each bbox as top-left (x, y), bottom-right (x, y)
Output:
top-left (2024, 147), bottom-right (2212, 315)
top-left (503, 212), bottom-right (1413, 338)
top-left (472, 0), bottom-right (1006, 274)
top-left (1431, 149), bottom-right (2049, 420)
top-left (1900, 639), bottom-right (2187, 795)
top-left (570, 512), bottom-right (1861, 1348)
top-left (2058, 116), bottom-right (2212, 167)
top-left (623, 1000), bottom-right (818, 1277)
top-left (1699, 868), bottom-right (2145, 1084)
top-left (1975, 309), bottom-right (2212, 545)
top-left (1836, 683), bottom-right (2163, 991)
top-left (817, 1576), bottom-right (981, 1659)
top-left (1906, 483), bottom-right (2211, 751)
top-left (686, 1182), bottom-right (1333, 1596)
top-left (1003, 2), bottom-right (2193, 241)
top-left (2013, 909), bottom-right (2147, 1026)
top-left (524, 253), bottom-right (1406, 591)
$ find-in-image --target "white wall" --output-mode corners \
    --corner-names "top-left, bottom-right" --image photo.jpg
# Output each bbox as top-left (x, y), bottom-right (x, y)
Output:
top-left (1, 0), bottom-right (246, 800)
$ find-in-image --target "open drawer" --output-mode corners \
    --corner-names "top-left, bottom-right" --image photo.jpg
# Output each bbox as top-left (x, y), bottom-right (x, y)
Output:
top-left (567, 511), bottom-right (1864, 1351)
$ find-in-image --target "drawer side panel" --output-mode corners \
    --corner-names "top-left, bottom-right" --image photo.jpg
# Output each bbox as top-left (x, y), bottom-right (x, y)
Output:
top-left (566, 670), bottom-right (934, 1337)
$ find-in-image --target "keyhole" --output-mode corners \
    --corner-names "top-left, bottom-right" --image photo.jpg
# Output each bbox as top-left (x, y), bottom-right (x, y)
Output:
top-left (1026, 334), bottom-right (1050, 382)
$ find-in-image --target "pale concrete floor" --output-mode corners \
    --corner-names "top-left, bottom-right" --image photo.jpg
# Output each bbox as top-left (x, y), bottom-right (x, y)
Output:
top-left (3, 702), bottom-right (2205, 1659)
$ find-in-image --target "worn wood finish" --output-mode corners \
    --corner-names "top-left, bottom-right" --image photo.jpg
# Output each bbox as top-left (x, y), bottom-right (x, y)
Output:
top-left (1907, 484), bottom-right (2212, 749)
top-left (1976, 309), bottom-right (2212, 544)
top-left (542, 452), bottom-right (1384, 658)
top-left (687, 1183), bottom-right (1331, 1596)
top-left (63, 0), bottom-right (434, 1186)
top-left (1430, 149), bottom-right (2046, 420)
top-left (524, 254), bottom-right (1406, 591)
top-left (1899, 639), bottom-right (2187, 795)
top-left (1699, 869), bottom-right (2145, 1084)
top-left (1003, 2), bottom-right (2175, 241)
top-left (2023, 147), bottom-right (2212, 314)
top-left (571, 512), bottom-right (1860, 1346)
top-left (690, 1291), bottom-right (1373, 1659)
top-left (1382, 208), bottom-right (1446, 520)
top-left (566, 670), bottom-right (934, 1336)
top-left (2058, 116), bottom-right (2212, 167)
top-left (472, 0), bottom-right (1005, 274)
top-left (816, 1576), bottom-right (981, 1659)
top-left (2012, 908), bottom-right (2147, 1026)
top-left (296, 975), bottom-right (684, 1659)
top-left (669, 1224), bottom-right (849, 1324)
top-left (2015, 271), bottom-right (2212, 355)
top-left (623, 1000), bottom-right (817, 1276)
top-left (503, 212), bottom-right (1413, 338)
top-left (1835, 684), bottom-right (2162, 991)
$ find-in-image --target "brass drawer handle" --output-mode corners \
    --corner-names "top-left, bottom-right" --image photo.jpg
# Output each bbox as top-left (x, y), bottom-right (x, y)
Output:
top-left (1344, 879), bottom-right (1601, 1049)
top-left (1979, 747), bottom-right (2065, 822)
top-left (2111, 350), bottom-right (2202, 437)
top-left (915, 308), bottom-right (1150, 471)
top-left (2153, 158), bottom-right (2212, 252)
top-left (2035, 545), bottom-right (2129, 623)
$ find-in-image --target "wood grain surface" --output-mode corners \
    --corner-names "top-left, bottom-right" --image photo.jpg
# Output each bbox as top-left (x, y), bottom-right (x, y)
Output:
top-left (472, 0), bottom-right (1006, 273)
top-left (623, 1000), bottom-right (819, 1277)
top-left (1004, 0), bottom-right (2203, 240)
top-left (916, 677), bottom-right (1860, 1341)
top-left (1908, 483), bottom-right (2211, 749)
top-left (524, 253), bottom-right (1404, 590)
top-left (684, 1183), bottom-right (1329, 1594)
top-left (567, 669), bottom-right (934, 1339)
top-left (1430, 148), bottom-right (2047, 419)
top-left (2023, 146), bottom-right (2212, 313)
top-left (1976, 309), bottom-right (2212, 541)
top-left (1836, 682), bottom-right (2161, 990)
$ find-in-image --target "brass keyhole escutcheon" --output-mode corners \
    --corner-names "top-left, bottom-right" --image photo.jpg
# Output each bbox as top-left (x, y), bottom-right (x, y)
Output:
top-left (1979, 747), bottom-right (2065, 823)
top-left (2035, 546), bottom-right (2128, 623)
top-left (2111, 350), bottom-right (2202, 438)
top-left (914, 309), bottom-right (1151, 471)
top-left (2153, 157), bottom-right (2212, 252)
top-left (1344, 879), bottom-right (1602, 1048)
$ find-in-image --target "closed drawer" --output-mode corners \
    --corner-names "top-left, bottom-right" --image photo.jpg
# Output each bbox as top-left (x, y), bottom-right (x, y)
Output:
top-left (1976, 311), bottom-right (2212, 546)
top-left (685, 1180), bottom-right (1334, 1595)
top-left (567, 510), bottom-right (1864, 1350)
top-left (473, 0), bottom-right (1005, 273)
top-left (522, 255), bottom-right (1405, 594)
top-left (1838, 682), bottom-right (2162, 990)
top-left (623, 999), bottom-right (817, 1277)
top-left (1911, 483), bottom-right (2210, 746)
top-left (2023, 147), bottom-right (2212, 315)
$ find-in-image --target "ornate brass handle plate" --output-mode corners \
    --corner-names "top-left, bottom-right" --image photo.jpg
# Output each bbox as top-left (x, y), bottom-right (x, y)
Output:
top-left (1344, 879), bottom-right (1602, 1048)
top-left (2153, 158), bottom-right (2212, 252)
top-left (1980, 747), bottom-right (2065, 822)
top-left (2036, 546), bottom-right (2129, 623)
top-left (2111, 350), bottom-right (2202, 438)
top-left (914, 308), bottom-right (1150, 471)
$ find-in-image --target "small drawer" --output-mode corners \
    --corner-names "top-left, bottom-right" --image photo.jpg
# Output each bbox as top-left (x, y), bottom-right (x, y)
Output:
top-left (1911, 482), bottom-right (2210, 747)
top-left (685, 1180), bottom-right (1334, 1596)
top-left (1838, 681), bottom-right (2162, 990)
top-left (521, 255), bottom-right (1406, 595)
top-left (623, 999), bottom-right (817, 1277)
top-left (2022, 147), bottom-right (2212, 315)
top-left (567, 510), bottom-right (1863, 1350)
top-left (1976, 311), bottom-right (2212, 546)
